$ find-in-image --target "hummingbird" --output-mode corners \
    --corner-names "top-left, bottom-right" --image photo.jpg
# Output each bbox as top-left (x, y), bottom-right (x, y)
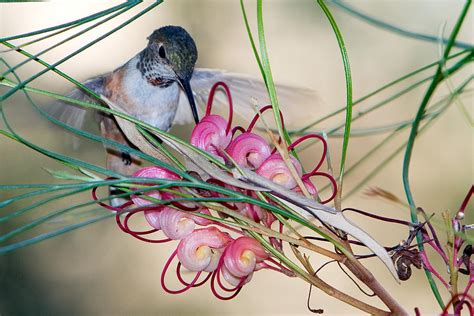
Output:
top-left (50, 25), bottom-right (317, 196)
top-left (52, 26), bottom-right (200, 177)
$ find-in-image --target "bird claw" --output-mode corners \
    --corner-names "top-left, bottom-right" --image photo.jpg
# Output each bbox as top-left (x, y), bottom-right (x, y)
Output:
top-left (121, 152), bottom-right (132, 165)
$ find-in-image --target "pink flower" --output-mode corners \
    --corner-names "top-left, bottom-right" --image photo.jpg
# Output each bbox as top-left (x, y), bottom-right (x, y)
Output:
top-left (145, 208), bottom-right (214, 240)
top-left (222, 237), bottom-right (269, 286)
top-left (256, 153), bottom-right (303, 189)
top-left (177, 227), bottom-right (232, 272)
top-left (131, 166), bottom-right (180, 207)
top-left (190, 114), bottom-right (232, 156)
top-left (293, 177), bottom-right (318, 198)
top-left (144, 209), bottom-right (162, 229)
top-left (226, 132), bottom-right (271, 169)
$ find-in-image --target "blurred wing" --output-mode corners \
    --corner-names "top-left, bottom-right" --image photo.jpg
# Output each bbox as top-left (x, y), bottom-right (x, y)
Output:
top-left (173, 68), bottom-right (319, 126)
top-left (46, 75), bottom-right (108, 131)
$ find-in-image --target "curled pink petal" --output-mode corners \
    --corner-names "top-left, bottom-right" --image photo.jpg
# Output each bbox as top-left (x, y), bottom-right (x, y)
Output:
top-left (160, 207), bottom-right (196, 240)
top-left (226, 132), bottom-right (271, 169)
top-left (187, 208), bottom-right (214, 226)
top-left (293, 177), bottom-right (318, 197)
top-left (263, 211), bottom-right (277, 228)
top-left (256, 153), bottom-right (303, 189)
top-left (205, 81), bottom-right (234, 134)
top-left (238, 203), bottom-right (261, 222)
top-left (164, 188), bottom-right (200, 211)
top-left (223, 237), bottom-right (269, 278)
top-left (190, 115), bottom-right (232, 156)
top-left (301, 172), bottom-right (337, 204)
top-left (246, 105), bottom-right (285, 133)
top-left (131, 166), bottom-right (180, 207)
top-left (144, 209), bottom-right (162, 230)
top-left (133, 166), bottom-right (180, 180)
top-left (221, 264), bottom-right (252, 287)
top-left (177, 227), bottom-right (232, 272)
top-left (288, 134), bottom-right (327, 174)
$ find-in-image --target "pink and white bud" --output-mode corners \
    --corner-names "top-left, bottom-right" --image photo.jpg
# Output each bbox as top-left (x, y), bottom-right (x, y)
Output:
top-left (226, 132), bottom-right (271, 169)
top-left (293, 177), bottom-right (318, 197)
top-left (131, 166), bottom-right (180, 207)
top-left (223, 237), bottom-right (269, 279)
top-left (144, 209), bottom-right (162, 230)
top-left (190, 115), bottom-right (232, 156)
top-left (256, 154), bottom-right (303, 189)
top-left (221, 264), bottom-right (252, 287)
top-left (159, 207), bottom-right (196, 240)
top-left (177, 227), bottom-right (232, 272)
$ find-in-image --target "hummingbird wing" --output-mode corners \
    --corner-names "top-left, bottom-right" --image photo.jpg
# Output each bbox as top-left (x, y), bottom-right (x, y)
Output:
top-left (174, 68), bottom-right (320, 127)
top-left (46, 75), bottom-right (108, 129)
top-left (45, 75), bottom-right (109, 148)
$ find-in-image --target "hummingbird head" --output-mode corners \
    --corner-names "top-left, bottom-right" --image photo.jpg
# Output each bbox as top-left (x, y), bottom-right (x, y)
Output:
top-left (140, 25), bottom-right (199, 123)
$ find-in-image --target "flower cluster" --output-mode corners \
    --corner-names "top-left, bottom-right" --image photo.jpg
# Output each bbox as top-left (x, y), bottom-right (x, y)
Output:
top-left (93, 82), bottom-right (336, 299)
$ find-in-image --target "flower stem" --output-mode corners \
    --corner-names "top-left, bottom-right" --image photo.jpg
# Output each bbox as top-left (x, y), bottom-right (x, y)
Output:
top-left (402, 0), bottom-right (472, 308)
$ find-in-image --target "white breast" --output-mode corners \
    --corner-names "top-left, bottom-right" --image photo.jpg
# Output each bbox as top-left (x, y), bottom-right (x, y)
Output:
top-left (121, 57), bottom-right (181, 131)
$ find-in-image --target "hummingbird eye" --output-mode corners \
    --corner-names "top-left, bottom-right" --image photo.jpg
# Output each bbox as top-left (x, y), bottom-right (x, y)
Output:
top-left (158, 45), bottom-right (166, 59)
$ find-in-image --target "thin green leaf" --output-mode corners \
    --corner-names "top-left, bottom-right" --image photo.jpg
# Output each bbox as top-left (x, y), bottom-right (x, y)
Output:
top-left (0, 1), bottom-right (135, 42)
top-left (1, 2), bottom-right (139, 78)
top-left (0, 213), bottom-right (114, 254)
top-left (315, 0), bottom-right (352, 204)
top-left (402, 1), bottom-right (472, 307)
top-left (1, 0), bottom-right (163, 101)
top-left (331, 0), bottom-right (473, 50)
top-left (256, 0), bottom-right (292, 146)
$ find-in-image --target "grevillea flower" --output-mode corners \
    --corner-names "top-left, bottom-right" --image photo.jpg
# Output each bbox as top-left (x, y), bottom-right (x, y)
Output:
top-left (92, 81), bottom-right (340, 301)
top-left (159, 207), bottom-right (200, 240)
top-left (294, 177), bottom-right (318, 197)
top-left (177, 227), bottom-right (232, 272)
top-left (226, 132), bottom-right (271, 169)
top-left (237, 203), bottom-right (264, 223)
top-left (299, 171), bottom-right (338, 204)
top-left (190, 114), bottom-right (232, 156)
top-left (220, 264), bottom-right (252, 287)
top-left (222, 237), bottom-right (269, 286)
top-left (131, 166), bottom-right (180, 207)
top-left (144, 209), bottom-right (162, 230)
top-left (145, 208), bottom-right (214, 240)
top-left (256, 153), bottom-right (303, 189)
top-left (190, 81), bottom-right (234, 157)
top-left (236, 192), bottom-right (275, 227)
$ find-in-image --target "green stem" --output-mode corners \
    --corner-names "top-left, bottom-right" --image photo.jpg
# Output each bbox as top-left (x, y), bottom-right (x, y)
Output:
top-left (296, 49), bottom-right (470, 134)
top-left (331, 0), bottom-right (473, 50)
top-left (0, 1), bottom-right (137, 42)
top-left (1, 2), bottom-right (139, 78)
top-left (402, 1), bottom-right (472, 308)
top-left (343, 80), bottom-right (472, 199)
top-left (315, 0), bottom-right (352, 206)
top-left (0, 77), bottom-right (227, 172)
top-left (0, 0), bottom-right (163, 101)
top-left (240, 0), bottom-right (267, 86)
top-left (256, 0), bottom-right (292, 146)
top-left (0, 213), bottom-right (114, 254)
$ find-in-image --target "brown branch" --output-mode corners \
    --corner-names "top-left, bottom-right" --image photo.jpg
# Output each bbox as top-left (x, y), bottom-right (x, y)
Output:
top-left (303, 269), bottom-right (391, 315)
top-left (343, 259), bottom-right (408, 316)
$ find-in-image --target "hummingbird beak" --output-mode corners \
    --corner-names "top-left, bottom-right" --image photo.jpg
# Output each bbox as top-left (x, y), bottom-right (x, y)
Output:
top-left (178, 78), bottom-right (199, 124)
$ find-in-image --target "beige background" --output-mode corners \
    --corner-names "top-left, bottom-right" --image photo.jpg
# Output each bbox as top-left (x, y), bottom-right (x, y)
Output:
top-left (0, 0), bottom-right (473, 315)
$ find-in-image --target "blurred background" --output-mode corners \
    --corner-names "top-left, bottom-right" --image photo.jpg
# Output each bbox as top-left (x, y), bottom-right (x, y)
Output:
top-left (0, 0), bottom-right (472, 315)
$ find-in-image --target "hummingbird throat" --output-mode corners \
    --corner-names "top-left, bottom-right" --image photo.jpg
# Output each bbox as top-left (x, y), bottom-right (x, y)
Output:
top-left (137, 47), bottom-right (175, 88)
